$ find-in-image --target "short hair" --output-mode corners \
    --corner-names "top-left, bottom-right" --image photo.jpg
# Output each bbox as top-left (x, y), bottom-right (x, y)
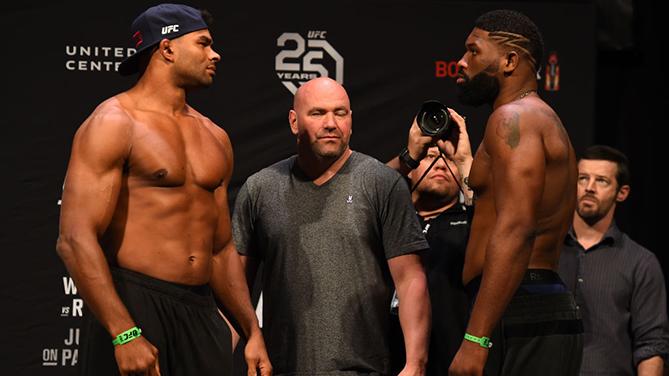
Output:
top-left (474, 9), bottom-right (544, 72)
top-left (580, 145), bottom-right (631, 187)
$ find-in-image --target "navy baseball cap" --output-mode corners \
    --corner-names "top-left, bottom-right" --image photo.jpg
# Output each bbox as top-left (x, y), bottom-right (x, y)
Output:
top-left (118, 3), bottom-right (209, 76)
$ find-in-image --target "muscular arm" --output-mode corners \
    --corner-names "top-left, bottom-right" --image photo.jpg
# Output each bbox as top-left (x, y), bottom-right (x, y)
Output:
top-left (450, 109), bottom-right (545, 375)
top-left (470, 109), bottom-right (544, 342)
top-left (56, 104), bottom-right (159, 374)
top-left (388, 254), bottom-right (431, 375)
top-left (57, 105), bottom-right (135, 337)
top-left (208, 130), bottom-right (271, 376)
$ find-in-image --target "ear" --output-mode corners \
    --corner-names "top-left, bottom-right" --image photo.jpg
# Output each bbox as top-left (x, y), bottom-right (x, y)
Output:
top-left (502, 50), bottom-right (520, 74)
top-left (288, 109), bottom-right (298, 135)
top-left (616, 184), bottom-right (630, 202)
top-left (158, 39), bottom-right (175, 62)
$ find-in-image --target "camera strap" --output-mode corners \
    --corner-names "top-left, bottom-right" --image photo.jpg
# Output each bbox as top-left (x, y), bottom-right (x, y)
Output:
top-left (409, 148), bottom-right (466, 199)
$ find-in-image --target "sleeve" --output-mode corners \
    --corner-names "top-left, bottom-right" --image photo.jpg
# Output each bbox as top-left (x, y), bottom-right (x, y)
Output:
top-left (631, 250), bottom-right (669, 365)
top-left (231, 180), bottom-right (257, 257)
top-left (379, 173), bottom-right (429, 260)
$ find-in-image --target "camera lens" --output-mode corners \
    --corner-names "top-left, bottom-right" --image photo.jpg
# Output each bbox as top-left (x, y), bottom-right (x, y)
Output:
top-left (429, 112), bottom-right (445, 127)
top-left (416, 100), bottom-right (451, 138)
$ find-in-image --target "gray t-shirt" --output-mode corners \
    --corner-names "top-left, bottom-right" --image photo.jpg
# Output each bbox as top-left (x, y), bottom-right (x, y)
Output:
top-left (233, 151), bottom-right (428, 375)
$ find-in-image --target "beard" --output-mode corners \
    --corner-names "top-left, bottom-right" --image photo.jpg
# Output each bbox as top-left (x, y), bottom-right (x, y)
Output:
top-left (314, 141), bottom-right (347, 159)
top-left (576, 194), bottom-right (612, 225)
top-left (456, 69), bottom-right (500, 107)
top-left (297, 131), bottom-right (349, 161)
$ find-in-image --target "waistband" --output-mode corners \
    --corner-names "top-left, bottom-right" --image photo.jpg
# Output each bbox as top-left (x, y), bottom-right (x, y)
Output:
top-left (502, 292), bottom-right (583, 337)
top-left (111, 267), bottom-right (215, 308)
top-left (465, 269), bottom-right (567, 300)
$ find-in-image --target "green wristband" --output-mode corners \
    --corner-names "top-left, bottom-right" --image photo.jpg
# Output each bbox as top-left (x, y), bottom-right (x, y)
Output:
top-left (464, 333), bottom-right (493, 349)
top-left (112, 326), bottom-right (142, 346)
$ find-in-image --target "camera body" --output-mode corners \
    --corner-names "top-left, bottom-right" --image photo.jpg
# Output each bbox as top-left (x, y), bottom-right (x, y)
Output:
top-left (416, 100), bottom-right (452, 139)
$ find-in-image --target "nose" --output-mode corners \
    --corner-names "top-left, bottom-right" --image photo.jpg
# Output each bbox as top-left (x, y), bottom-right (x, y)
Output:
top-left (585, 178), bottom-right (596, 193)
top-left (210, 48), bottom-right (221, 63)
top-left (457, 54), bottom-right (468, 72)
top-left (323, 112), bottom-right (337, 130)
top-left (434, 155), bottom-right (448, 170)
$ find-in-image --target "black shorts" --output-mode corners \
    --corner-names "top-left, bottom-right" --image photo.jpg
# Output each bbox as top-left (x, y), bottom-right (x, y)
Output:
top-left (79, 268), bottom-right (232, 376)
top-left (467, 270), bottom-right (583, 376)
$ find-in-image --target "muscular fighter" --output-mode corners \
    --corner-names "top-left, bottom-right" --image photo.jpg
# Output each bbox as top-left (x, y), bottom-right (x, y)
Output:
top-left (56, 4), bottom-right (271, 375)
top-left (448, 9), bottom-right (582, 376)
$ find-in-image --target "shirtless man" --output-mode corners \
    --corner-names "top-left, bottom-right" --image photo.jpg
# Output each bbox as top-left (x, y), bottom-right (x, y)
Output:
top-left (448, 10), bottom-right (582, 376)
top-left (56, 4), bottom-right (271, 375)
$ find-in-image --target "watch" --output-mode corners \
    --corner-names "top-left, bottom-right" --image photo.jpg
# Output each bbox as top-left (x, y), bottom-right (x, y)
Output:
top-left (399, 148), bottom-right (419, 170)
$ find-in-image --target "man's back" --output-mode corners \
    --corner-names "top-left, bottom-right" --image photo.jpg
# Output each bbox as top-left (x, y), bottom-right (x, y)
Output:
top-left (464, 96), bottom-right (577, 283)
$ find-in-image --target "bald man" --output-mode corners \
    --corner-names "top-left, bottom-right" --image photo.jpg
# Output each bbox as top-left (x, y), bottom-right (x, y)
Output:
top-left (232, 77), bottom-right (431, 375)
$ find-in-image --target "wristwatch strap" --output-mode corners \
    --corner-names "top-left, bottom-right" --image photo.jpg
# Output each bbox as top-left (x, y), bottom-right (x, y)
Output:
top-left (399, 148), bottom-right (419, 170)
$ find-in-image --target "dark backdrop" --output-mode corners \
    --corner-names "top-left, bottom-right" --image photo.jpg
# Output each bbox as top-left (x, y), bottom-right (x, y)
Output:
top-left (0, 1), bottom-right (659, 375)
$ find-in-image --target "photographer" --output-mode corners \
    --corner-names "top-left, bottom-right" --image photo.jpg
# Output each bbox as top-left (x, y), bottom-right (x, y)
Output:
top-left (387, 106), bottom-right (474, 375)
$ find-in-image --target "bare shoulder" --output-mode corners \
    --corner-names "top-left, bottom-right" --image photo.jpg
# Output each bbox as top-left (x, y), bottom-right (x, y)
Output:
top-left (533, 100), bottom-right (570, 145)
top-left (485, 99), bottom-right (564, 152)
top-left (485, 103), bottom-right (533, 151)
top-left (186, 105), bottom-right (231, 148)
top-left (78, 96), bottom-right (133, 139)
top-left (73, 96), bottom-right (134, 162)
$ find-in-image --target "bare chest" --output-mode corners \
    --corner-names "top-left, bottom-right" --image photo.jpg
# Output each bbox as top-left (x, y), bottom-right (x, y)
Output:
top-left (468, 143), bottom-right (491, 197)
top-left (126, 115), bottom-right (226, 190)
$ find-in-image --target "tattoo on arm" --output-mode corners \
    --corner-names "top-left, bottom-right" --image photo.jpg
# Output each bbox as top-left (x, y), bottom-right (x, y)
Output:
top-left (496, 112), bottom-right (521, 149)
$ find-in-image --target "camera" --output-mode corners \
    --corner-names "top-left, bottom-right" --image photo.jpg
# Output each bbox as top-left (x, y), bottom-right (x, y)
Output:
top-left (416, 100), bottom-right (452, 139)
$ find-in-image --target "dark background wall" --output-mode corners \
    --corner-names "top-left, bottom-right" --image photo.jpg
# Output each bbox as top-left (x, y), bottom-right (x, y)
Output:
top-left (0, 0), bottom-right (660, 375)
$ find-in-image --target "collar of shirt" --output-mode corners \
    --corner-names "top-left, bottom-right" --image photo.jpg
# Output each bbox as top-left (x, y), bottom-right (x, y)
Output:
top-left (565, 222), bottom-right (624, 251)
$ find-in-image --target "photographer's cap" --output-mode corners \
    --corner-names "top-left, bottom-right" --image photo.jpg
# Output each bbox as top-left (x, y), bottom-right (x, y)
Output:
top-left (118, 3), bottom-right (208, 76)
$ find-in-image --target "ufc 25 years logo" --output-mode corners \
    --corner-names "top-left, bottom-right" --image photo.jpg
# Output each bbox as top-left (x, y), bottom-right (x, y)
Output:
top-left (275, 31), bottom-right (344, 94)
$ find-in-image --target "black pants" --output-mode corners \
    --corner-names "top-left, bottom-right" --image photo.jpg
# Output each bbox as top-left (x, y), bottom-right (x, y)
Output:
top-left (468, 270), bottom-right (583, 376)
top-left (79, 268), bottom-right (232, 376)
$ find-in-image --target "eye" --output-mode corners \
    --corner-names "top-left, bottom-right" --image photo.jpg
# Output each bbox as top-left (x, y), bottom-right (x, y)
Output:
top-left (335, 109), bottom-right (349, 116)
top-left (595, 178), bottom-right (610, 187)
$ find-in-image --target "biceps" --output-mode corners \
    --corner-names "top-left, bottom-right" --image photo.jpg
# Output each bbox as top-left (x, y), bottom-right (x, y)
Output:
top-left (491, 139), bottom-right (545, 217)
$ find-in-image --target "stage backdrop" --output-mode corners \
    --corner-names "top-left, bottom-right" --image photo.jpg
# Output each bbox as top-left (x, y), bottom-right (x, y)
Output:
top-left (1, 1), bottom-right (595, 374)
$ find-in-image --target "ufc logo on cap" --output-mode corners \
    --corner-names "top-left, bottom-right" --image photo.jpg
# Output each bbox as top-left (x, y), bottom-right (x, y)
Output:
top-left (162, 24), bottom-right (180, 34)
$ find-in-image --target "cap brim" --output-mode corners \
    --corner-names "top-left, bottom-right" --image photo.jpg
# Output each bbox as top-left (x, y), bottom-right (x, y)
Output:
top-left (118, 42), bottom-right (159, 76)
top-left (118, 53), bottom-right (140, 76)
